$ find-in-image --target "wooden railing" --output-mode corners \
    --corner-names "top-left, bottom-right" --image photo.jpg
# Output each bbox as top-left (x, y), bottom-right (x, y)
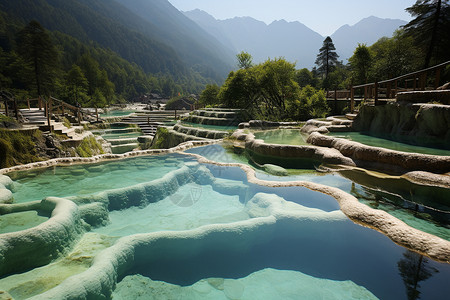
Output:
top-left (349, 60), bottom-right (450, 112)
top-left (1, 92), bottom-right (98, 130)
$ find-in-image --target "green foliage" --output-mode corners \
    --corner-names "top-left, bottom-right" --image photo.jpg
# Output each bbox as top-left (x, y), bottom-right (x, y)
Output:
top-left (218, 57), bottom-right (331, 121)
top-left (349, 43), bottom-right (373, 84)
top-left (236, 51), bottom-right (253, 69)
top-left (0, 6), bottom-right (219, 103)
top-left (315, 36), bottom-right (339, 89)
top-left (62, 117), bottom-right (71, 128)
top-left (75, 136), bottom-right (104, 157)
top-left (151, 127), bottom-right (170, 149)
top-left (17, 20), bottom-right (59, 95)
top-left (199, 84), bottom-right (220, 106)
top-left (370, 32), bottom-right (422, 80)
top-left (0, 128), bottom-right (43, 168)
top-left (66, 64), bottom-right (88, 105)
top-left (295, 68), bottom-right (317, 88)
top-left (287, 86), bottom-right (330, 121)
top-left (403, 0), bottom-right (450, 67)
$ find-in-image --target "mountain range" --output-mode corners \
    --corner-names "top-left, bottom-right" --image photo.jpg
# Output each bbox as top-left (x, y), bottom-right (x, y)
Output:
top-left (0, 0), bottom-right (235, 82)
top-left (0, 0), bottom-right (408, 88)
top-left (184, 9), bottom-right (407, 69)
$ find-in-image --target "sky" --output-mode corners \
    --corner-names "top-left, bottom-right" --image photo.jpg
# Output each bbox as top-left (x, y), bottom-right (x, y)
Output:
top-left (168, 0), bottom-right (416, 36)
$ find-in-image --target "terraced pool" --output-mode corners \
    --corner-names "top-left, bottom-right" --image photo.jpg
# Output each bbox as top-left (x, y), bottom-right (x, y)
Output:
top-left (328, 132), bottom-right (450, 156)
top-left (253, 129), bottom-right (309, 146)
top-left (1, 145), bottom-right (449, 299)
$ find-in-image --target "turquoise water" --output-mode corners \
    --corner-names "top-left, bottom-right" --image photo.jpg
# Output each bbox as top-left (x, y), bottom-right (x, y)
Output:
top-left (187, 144), bottom-right (450, 241)
top-left (2, 149), bottom-right (450, 299)
top-left (329, 132), bottom-right (450, 156)
top-left (100, 110), bottom-right (136, 117)
top-left (0, 210), bottom-right (49, 234)
top-left (181, 121), bottom-right (237, 131)
top-left (253, 129), bottom-right (309, 146)
top-left (7, 154), bottom-right (196, 203)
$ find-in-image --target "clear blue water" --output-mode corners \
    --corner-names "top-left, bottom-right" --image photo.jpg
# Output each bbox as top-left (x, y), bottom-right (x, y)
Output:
top-left (7, 154), bottom-right (196, 203)
top-left (3, 148), bottom-right (450, 299)
top-left (253, 129), bottom-right (309, 145)
top-left (328, 132), bottom-right (450, 156)
top-left (187, 144), bottom-right (450, 241)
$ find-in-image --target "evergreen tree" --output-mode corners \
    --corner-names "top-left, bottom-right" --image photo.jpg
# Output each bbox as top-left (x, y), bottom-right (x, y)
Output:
top-left (403, 0), bottom-right (450, 68)
top-left (349, 44), bottom-right (373, 84)
top-left (315, 36), bottom-right (339, 89)
top-left (236, 51), bottom-right (253, 69)
top-left (67, 64), bottom-right (88, 104)
top-left (17, 20), bottom-right (59, 96)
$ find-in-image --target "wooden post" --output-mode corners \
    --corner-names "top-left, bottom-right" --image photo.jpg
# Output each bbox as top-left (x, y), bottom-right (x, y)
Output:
top-left (4, 97), bottom-right (8, 117)
top-left (374, 81), bottom-right (379, 106)
top-left (387, 82), bottom-right (391, 99)
top-left (14, 98), bottom-right (19, 120)
top-left (394, 80), bottom-right (398, 98)
top-left (435, 68), bottom-right (441, 89)
top-left (334, 88), bottom-right (337, 115)
top-left (96, 107), bottom-right (99, 122)
top-left (27, 98), bottom-right (30, 110)
top-left (47, 103), bottom-right (52, 132)
top-left (48, 96), bottom-right (52, 117)
top-left (175, 109), bottom-right (177, 120)
top-left (62, 104), bottom-right (65, 117)
top-left (77, 107), bottom-right (81, 126)
top-left (350, 86), bottom-right (355, 113)
top-left (38, 96), bottom-right (42, 110)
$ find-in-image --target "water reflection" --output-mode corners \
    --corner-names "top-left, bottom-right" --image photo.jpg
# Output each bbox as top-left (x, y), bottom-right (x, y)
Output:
top-left (397, 251), bottom-right (438, 300)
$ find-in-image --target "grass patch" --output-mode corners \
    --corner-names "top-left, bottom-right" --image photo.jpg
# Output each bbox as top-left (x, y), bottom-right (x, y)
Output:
top-left (0, 129), bottom-right (43, 168)
top-left (75, 136), bottom-right (105, 157)
top-left (62, 117), bottom-right (72, 128)
top-left (151, 127), bottom-right (170, 149)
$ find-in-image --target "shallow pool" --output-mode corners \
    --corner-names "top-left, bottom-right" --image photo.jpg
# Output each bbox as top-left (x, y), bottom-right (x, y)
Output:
top-left (187, 144), bottom-right (450, 241)
top-left (328, 132), bottom-right (450, 156)
top-left (0, 210), bottom-right (49, 234)
top-left (7, 154), bottom-right (196, 203)
top-left (253, 129), bottom-right (309, 146)
top-left (1, 148), bottom-right (450, 299)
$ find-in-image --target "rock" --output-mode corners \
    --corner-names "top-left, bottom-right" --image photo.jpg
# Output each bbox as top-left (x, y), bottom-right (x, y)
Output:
top-left (263, 164), bottom-right (288, 176)
top-left (0, 175), bottom-right (13, 190)
top-left (78, 202), bottom-right (110, 227)
top-left (0, 188), bottom-right (13, 204)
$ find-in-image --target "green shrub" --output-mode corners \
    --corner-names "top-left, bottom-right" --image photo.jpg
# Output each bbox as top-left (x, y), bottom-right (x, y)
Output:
top-left (0, 129), bottom-right (43, 168)
top-left (75, 136), bottom-right (104, 157)
top-left (287, 85), bottom-right (330, 120)
top-left (151, 127), bottom-right (170, 149)
top-left (62, 117), bottom-right (72, 128)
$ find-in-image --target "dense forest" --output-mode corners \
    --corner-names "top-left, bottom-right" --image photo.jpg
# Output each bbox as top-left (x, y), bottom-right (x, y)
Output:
top-left (0, 0), bottom-right (232, 107)
top-left (1, 0), bottom-right (449, 114)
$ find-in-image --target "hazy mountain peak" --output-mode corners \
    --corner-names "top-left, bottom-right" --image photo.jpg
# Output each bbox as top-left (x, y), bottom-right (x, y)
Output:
top-left (184, 11), bottom-right (406, 68)
top-left (331, 16), bottom-right (407, 61)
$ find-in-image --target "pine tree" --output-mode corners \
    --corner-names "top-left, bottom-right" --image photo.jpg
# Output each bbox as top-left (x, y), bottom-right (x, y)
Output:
top-left (315, 36), bottom-right (339, 88)
top-left (403, 0), bottom-right (450, 68)
top-left (17, 20), bottom-right (59, 96)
